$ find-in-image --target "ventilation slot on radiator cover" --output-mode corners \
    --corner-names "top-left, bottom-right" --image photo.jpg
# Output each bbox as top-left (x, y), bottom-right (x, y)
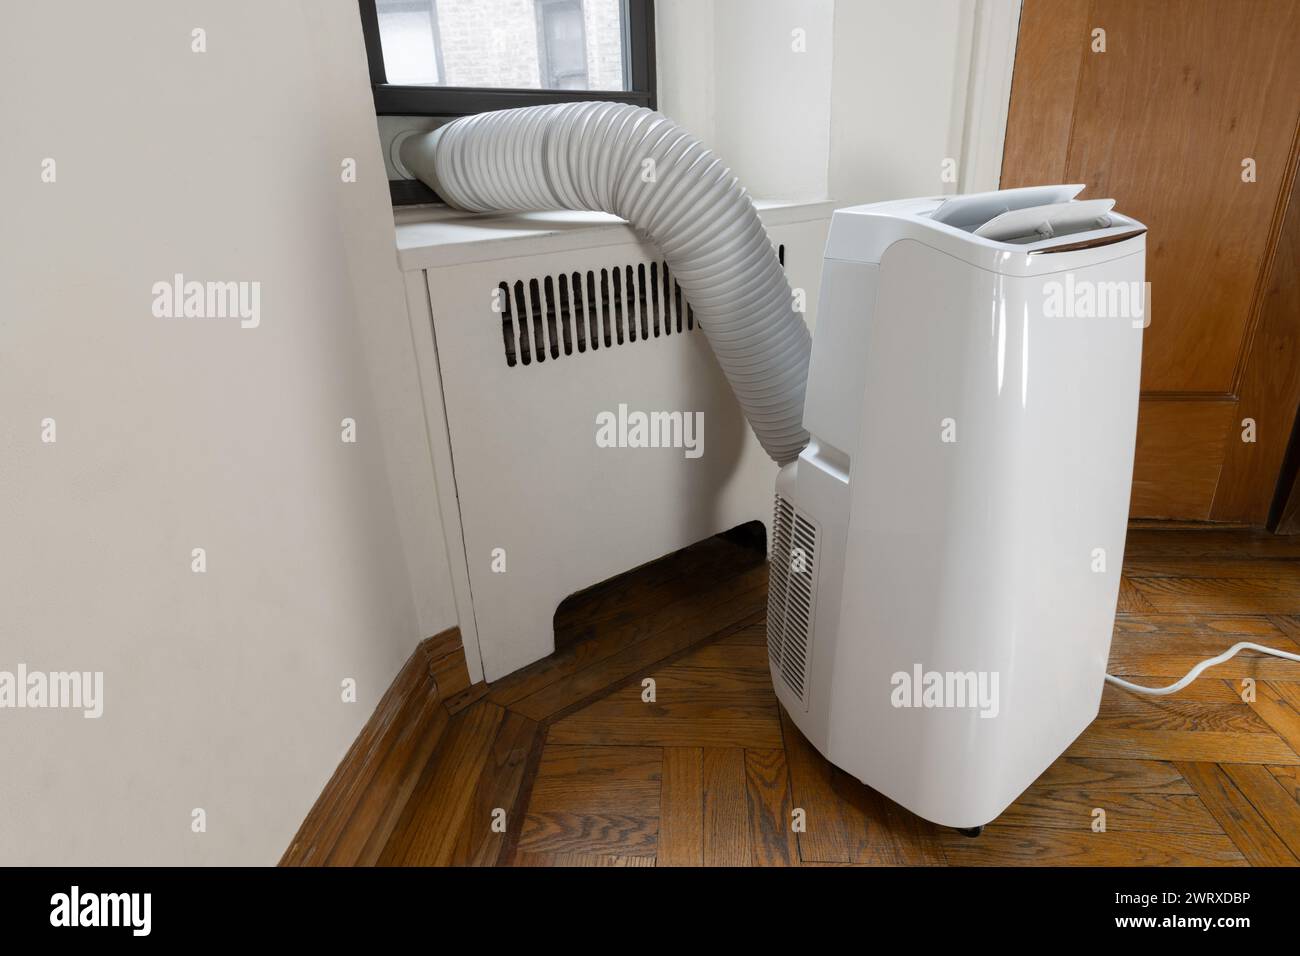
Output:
top-left (766, 493), bottom-right (818, 707)
top-left (497, 245), bottom-right (786, 368)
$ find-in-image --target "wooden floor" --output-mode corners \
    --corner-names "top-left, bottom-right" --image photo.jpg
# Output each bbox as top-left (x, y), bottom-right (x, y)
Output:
top-left (377, 527), bottom-right (1300, 866)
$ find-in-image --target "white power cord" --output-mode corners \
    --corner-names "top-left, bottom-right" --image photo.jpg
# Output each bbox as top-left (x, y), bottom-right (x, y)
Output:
top-left (1106, 642), bottom-right (1300, 696)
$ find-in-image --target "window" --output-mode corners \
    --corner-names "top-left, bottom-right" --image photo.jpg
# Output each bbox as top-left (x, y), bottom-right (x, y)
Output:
top-left (536, 0), bottom-right (590, 90)
top-left (359, 0), bottom-right (656, 115)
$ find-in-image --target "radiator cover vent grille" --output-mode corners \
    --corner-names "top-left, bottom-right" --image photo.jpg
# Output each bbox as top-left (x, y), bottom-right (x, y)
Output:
top-left (497, 245), bottom-right (785, 368)
top-left (766, 492), bottom-right (818, 707)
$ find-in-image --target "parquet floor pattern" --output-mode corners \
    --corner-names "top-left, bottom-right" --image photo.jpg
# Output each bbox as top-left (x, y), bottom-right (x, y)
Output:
top-left (379, 528), bottom-right (1300, 866)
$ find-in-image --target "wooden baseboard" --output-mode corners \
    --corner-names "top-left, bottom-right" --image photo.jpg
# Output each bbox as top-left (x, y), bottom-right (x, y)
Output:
top-left (425, 629), bottom-right (474, 699)
top-left (280, 626), bottom-right (479, 866)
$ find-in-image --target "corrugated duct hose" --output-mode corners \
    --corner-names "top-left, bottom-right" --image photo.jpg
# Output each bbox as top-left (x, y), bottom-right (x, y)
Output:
top-left (399, 102), bottom-right (812, 466)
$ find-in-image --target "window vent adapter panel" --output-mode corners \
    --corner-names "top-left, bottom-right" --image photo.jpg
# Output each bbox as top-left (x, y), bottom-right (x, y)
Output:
top-left (496, 245), bottom-right (786, 368)
top-left (766, 493), bottom-right (818, 708)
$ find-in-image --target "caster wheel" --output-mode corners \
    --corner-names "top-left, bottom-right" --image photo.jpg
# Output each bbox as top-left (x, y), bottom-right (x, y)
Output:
top-left (957, 826), bottom-right (983, 838)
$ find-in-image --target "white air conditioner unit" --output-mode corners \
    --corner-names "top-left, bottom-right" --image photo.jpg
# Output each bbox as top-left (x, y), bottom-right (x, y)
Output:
top-left (406, 205), bottom-right (833, 681)
top-left (768, 186), bottom-right (1146, 830)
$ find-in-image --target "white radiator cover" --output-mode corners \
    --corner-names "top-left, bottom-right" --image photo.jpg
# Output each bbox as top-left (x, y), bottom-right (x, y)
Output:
top-left (412, 206), bottom-right (831, 681)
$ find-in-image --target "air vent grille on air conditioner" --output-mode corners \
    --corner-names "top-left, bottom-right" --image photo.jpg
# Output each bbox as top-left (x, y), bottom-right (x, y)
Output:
top-left (766, 492), bottom-right (817, 707)
top-left (496, 245), bottom-right (785, 368)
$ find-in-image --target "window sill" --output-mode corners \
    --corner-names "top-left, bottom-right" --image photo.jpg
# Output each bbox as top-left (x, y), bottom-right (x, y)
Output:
top-left (393, 199), bottom-right (839, 272)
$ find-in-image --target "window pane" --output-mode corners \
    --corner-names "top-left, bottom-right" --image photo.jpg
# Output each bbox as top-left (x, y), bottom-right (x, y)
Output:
top-left (376, 0), bottom-right (628, 91)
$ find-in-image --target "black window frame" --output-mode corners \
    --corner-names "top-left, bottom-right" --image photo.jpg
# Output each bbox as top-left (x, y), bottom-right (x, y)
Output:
top-left (358, 0), bottom-right (657, 117)
top-left (362, 0), bottom-right (655, 204)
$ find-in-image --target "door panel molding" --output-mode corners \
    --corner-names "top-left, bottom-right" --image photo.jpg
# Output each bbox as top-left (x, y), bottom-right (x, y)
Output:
top-left (1213, 153), bottom-right (1300, 523)
top-left (1131, 399), bottom-right (1237, 519)
top-left (1004, 0), bottom-right (1300, 522)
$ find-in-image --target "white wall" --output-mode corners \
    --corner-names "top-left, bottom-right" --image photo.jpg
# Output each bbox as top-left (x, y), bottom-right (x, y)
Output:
top-left (654, 0), bottom-right (718, 145)
top-left (0, 0), bottom-right (1018, 866)
top-left (828, 0), bottom-right (973, 204)
top-left (658, 0), bottom-right (1017, 204)
top-left (0, 1), bottom-right (456, 865)
top-left (301, 3), bottom-right (462, 647)
top-left (657, 0), bottom-right (835, 201)
top-left (713, 0), bottom-right (836, 201)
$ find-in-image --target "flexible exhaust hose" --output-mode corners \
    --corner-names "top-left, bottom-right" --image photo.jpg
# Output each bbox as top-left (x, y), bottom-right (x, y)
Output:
top-left (399, 102), bottom-right (812, 465)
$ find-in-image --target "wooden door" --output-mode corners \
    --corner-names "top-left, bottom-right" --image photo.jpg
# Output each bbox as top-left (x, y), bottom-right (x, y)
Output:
top-left (1001, 0), bottom-right (1300, 522)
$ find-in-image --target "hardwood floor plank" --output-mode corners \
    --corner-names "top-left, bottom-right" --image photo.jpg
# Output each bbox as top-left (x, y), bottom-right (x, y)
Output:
top-left (1097, 694), bottom-right (1279, 734)
top-left (446, 711), bottom-right (540, 866)
top-left (716, 622), bottom-right (768, 646)
top-left (1268, 765), bottom-right (1300, 805)
top-left (657, 748), bottom-right (703, 867)
top-left (444, 681), bottom-right (490, 715)
top-left (1029, 756), bottom-right (1195, 792)
top-left (1114, 613), bottom-right (1293, 640)
top-left (641, 660), bottom-right (776, 696)
top-left (490, 559), bottom-right (768, 709)
top-left (507, 586), bottom-right (769, 721)
top-left (1268, 680), bottom-right (1300, 711)
top-left (518, 745), bottom-right (661, 857)
top-left (517, 810), bottom-right (660, 858)
top-left (1107, 616), bottom-right (1300, 681)
top-left (518, 810), bottom-right (660, 857)
top-left (703, 748), bottom-right (749, 866)
top-left (1122, 557), bottom-right (1300, 578)
top-left (545, 639), bottom-right (784, 749)
top-left (1221, 764), bottom-right (1300, 859)
top-left (1106, 654), bottom-right (1300, 685)
top-left (316, 679), bottom-right (446, 865)
top-left (1106, 677), bottom-right (1249, 704)
top-left (1175, 761), bottom-right (1299, 865)
top-left (1069, 728), bottom-right (1300, 764)
top-left (1271, 615), bottom-right (1300, 641)
top-left (553, 534), bottom-right (764, 638)
top-left (1244, 681), bottom-right (1300, 760)
top-left (548, 713), bottom-right (782, 750)
top-left (377, 701), bottom-right (506, 866)
top-left (1130, 574), bottom-right (1300, 615)
top-left (283, 640), bottom-right (450, 867)
top-left (669, 642), bottom-right (770, 671)
top-left (512, 851), bottom-right (655, 867)
top-left (1117, 576), bottom-right (1157, 614)
top-left (1105, 675), bottom-right (1249, 703)
top-left (526, 744), bottom-right (662, 807)
top-left (939, 824), bottom-right (1247, 866)
top-left (1124, 528), bottom-right (1300, 559)
top-left (999, 786), bottom-right (1222, 834)
top-left (547, 702), bottom-right (781, 749)
top-left (342, 693), bottom-right (449, 866)
top-left (745, 749), bottom-right (799, 866)
top-left (998, 755), bottom-right (1225, 833)
top-left (547, 695), bottom-right (782, 729)
top-left (1070, 683), bottom-right (1300, 765)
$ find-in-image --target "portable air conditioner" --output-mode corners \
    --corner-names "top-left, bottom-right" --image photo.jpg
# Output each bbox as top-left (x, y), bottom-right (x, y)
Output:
top-left (767, 186), bottom-right (1147, 831)
top-left (404, 111), bottom-right (1148, 830)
